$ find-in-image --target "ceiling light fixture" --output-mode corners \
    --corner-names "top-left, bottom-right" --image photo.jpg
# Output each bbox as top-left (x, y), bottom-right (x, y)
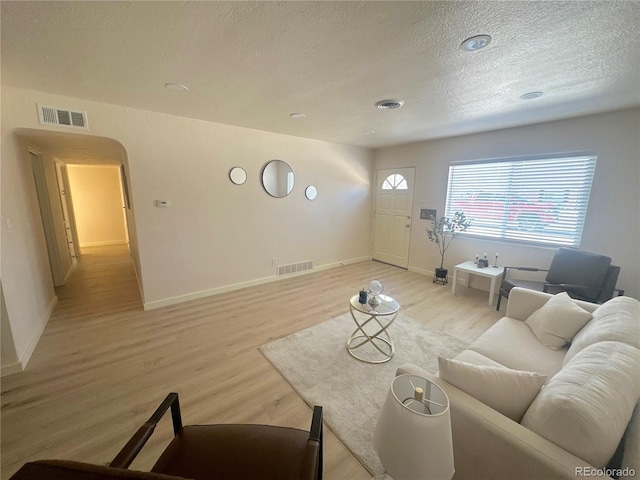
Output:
top-left (289, 113), bottom-right (306, 119)
top-left (460, 35), bottom-right (492, 51)
top-left (375, 99), bottom-right (404, 110)
top-left (520, 91), bottom-right (544, 100)
top-left (363, 130), bottom-right (376, 135)
top-left (164, 83), bottom-right (188, 92)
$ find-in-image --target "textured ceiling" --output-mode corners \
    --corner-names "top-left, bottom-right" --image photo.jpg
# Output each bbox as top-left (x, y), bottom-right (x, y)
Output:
top-left (2, 1), bottom-right (640, 151)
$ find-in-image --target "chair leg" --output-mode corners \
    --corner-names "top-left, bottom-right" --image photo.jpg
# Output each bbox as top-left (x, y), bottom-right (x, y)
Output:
top-left (496, 293), bottom-right (502, 311)
top-left (310, 406), bottom-right (323, 480)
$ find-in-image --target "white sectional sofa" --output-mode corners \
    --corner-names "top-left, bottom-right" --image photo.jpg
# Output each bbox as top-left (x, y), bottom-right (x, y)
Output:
top-left (399, 287), bottom-right (640, 480)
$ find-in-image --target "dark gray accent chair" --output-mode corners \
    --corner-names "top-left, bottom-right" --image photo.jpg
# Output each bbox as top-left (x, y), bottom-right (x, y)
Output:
top-left (496, 247), bottom-right (623, 310)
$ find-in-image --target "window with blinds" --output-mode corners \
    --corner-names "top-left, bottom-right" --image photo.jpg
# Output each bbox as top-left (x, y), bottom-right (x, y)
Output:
top-left (444, 154), bottom-right (597, 246)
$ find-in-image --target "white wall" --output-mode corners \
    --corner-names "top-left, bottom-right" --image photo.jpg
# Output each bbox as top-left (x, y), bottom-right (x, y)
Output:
top-left (1, 87), bottom-right (373, 364)
top-left (374, 108), bottom-right (640, 299)
top-left (0, 128), bottom-right (58, 369)
top-left (67, 165), bottom-right (128, 247)
top-left (1, 281), bottom-right (20, 376)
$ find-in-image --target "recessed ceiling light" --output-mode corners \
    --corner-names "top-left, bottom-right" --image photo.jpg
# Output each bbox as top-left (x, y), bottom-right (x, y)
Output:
top-left (460, 35), bottom-right (492, 51)
top-left (363, 130), bottom-right (376, 135)
top-left (164, 83), bottom-right (188, 92)
top-left (375, 99), bottom-right (404, 110)
top-left (289, 113), bottom-right (306, 119)
top-left (520, 91), bottom-right (544, 100)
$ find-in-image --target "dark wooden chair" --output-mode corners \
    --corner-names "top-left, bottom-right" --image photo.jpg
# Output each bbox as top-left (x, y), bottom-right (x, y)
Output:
top-left (496, 247), bottom-right (623, 310)
top-left (10, 393), bottom-right (323, 480)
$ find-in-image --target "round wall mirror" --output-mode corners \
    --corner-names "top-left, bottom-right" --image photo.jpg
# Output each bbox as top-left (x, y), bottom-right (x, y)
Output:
top-left (229, 167), bottom-right (247, 185)
top-left (305, 185), bottom-right (318, 200)
top-left (262, 160), bottom-right (294, 197)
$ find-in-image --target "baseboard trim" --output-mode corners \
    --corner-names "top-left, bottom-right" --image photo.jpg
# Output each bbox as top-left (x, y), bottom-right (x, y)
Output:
top-left (143, 256), bottom-right (372, 311)
top-left (17, 294), bottom-right (58, 372)
top-left (63, 257), bottom-right (78, 282)
top-left (79, 240), bottom-right (128, 247)
top-left (408, 265), bottom-right (434, 277)
top-left (1, 361), bottom-right (24, 377)
top-left (409, 264), bottom-right (494, 292)
top-left (131, 259), bottom-right (146, 307)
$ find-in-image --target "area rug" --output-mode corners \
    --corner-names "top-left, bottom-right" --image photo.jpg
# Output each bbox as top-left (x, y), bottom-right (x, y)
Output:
top-left (260, 312), bottom-right (469, 478)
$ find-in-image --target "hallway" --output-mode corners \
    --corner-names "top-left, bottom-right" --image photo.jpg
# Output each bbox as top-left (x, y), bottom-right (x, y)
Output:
top-left (1, 245), bottom-right (384, 480)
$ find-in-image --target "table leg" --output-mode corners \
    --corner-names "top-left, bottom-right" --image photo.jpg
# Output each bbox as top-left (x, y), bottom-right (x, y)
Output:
top-left (488, 278), bottom-right (496, 306)
top-left (347, 307), bottom-right (397, 363)
top-left (451, 268), bottom-right (458, 295)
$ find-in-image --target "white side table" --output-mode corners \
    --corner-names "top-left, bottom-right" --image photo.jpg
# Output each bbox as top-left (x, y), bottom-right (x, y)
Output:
top-left (451, 261), bottom-right (503, 306)
top-left (347, 294), bottom-right (399, 363)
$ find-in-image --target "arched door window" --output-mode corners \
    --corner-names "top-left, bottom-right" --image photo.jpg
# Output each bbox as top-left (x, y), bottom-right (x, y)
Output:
top-left (382, 174), bottom-right (408, 190)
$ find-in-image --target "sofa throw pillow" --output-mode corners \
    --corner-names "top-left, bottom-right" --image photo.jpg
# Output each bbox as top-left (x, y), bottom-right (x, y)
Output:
top-left (522, 341), bottom-right (640, 468)
top-left (438, 356), bottom-right (547, 422)
top-left (525, 292), bottom-right (592, 350)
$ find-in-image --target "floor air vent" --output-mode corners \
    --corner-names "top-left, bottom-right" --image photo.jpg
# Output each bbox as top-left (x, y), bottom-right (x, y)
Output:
top-left (278, 260), bottom-right (313, 276)
top-left (38, 104), bottom-right (89, 130)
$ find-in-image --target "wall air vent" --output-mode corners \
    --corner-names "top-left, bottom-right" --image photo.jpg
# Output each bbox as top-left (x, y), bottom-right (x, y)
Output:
top-left (277, 260), bottom-right (314, 276)
top-left (37, 104), bottom-right (89, 130)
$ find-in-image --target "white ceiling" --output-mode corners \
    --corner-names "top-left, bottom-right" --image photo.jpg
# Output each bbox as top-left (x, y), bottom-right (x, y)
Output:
top-left (2, 1), bottom-right (639, 152)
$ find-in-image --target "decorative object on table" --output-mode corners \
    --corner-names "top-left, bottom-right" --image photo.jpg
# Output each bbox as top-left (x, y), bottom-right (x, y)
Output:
top-left (493, 253), bottom-right (500, 268)
top-left (359, 288), bottom-right (368, 305)
top-left (368, 279), bottom-right (384, 307)
top-left (426, 211), bottom-right (471, 285)
top-left (374, 374), bottom-right (455, 480)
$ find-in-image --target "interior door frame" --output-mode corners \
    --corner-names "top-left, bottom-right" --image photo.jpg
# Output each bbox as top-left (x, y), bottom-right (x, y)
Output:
top-left (29, 150), bottom-right (66, 286)
top-left (54, 161), bottom-right (80, 264)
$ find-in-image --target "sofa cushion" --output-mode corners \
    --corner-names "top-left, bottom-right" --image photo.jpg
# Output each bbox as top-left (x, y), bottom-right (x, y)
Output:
top-left (453, 349), bottom-right (507, 368)
top-left (564, 295), bottom-right (640, 365)
top-left (525, 292), bottom-right (592, 350)
top-left (469, 317), bottom-right (567, 377)
top-left (438, 356), bottom-right (547, 422)
top-left (621, 403), bottom-right (640, 479)
top-left (522, 341), bottom-right (640, 468)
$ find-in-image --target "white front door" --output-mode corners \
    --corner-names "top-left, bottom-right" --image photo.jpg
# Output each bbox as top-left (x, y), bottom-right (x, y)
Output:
top-left (372, 167), bottom-right (415, 268)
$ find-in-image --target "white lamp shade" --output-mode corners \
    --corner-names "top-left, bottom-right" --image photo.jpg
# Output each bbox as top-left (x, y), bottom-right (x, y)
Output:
top-left (374, 374), bottom-right (454, 480)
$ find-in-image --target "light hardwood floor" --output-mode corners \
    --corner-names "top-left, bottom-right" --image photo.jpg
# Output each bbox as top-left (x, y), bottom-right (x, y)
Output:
top-left (1, 245), bottom-right (502, 479)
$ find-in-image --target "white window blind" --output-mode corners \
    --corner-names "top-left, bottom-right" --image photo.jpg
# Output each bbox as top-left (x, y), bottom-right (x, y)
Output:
top-left (445, 154), bottom-right (597, 246)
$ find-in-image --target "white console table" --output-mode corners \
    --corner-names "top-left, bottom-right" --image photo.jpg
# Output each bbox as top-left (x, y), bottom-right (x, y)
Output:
top-left (452, 261), bottom-right (503, 306)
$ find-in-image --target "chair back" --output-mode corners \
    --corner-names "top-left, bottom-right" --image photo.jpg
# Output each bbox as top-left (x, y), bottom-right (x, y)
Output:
top-left (545, 248), bottom-right (611, 302)
top-left (596, 265), bottom-right (621, 303)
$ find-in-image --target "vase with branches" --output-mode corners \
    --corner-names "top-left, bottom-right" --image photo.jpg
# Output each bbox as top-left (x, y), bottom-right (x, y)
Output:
top-left (426, 211), bottom-right (471, 284)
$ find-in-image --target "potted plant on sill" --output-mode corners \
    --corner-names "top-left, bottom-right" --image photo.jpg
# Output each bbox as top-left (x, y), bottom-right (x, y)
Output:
top-left (426, 211), bottom-right (471, 285)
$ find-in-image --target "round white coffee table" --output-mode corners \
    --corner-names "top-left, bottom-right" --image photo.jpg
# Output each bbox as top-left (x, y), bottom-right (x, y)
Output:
top-left (347, 294), bottom-right (399, 363)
